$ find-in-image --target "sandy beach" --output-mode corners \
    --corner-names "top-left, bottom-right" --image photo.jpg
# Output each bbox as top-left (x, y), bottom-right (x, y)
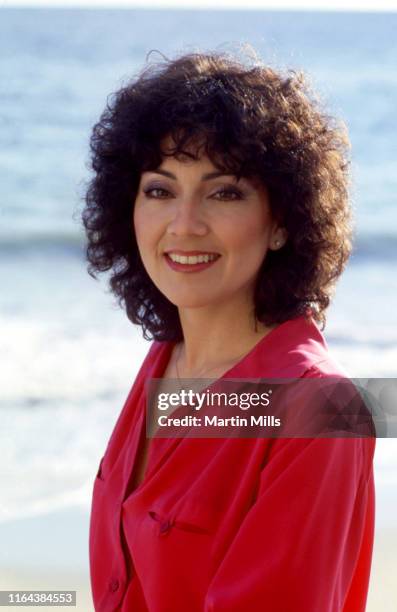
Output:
top-left (0, 492), bottom-right (395, 611)
top-left (0, 508), bottom-right (93, 611)
top-left (0, 568), bottom-right (93, 612)
top-left (367, 528), bottom-right (397, 612)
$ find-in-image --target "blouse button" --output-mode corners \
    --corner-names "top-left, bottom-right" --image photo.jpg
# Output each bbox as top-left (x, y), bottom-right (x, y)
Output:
top-left (159, 519), bottom-right (172, 534)
top-left (109, 579), bottom-right (120, 593)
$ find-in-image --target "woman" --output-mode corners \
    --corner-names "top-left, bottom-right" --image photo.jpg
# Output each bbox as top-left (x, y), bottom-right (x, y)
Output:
top-left (83, 51), bottom-right (376, 611)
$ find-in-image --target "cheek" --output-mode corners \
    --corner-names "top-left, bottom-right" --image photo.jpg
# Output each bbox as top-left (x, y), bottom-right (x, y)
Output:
top-left (134, 202), bottom-right (167, 241)
top-left (227, 217), bottom-right (270, 257)
top-left (133, 205), bottom-right (155, 253)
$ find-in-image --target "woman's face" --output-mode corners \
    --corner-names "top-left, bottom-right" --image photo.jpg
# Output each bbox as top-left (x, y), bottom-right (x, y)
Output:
top-left (133, 150), bottom-right (282, 313)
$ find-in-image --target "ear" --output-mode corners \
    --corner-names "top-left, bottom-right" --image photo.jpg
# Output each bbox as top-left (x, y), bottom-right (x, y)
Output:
top-left (269, 227), bottom-right (288, 251)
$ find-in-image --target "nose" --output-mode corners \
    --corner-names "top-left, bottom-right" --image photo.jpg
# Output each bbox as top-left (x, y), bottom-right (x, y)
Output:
top-left (166, 198), bottom-right (208, 237)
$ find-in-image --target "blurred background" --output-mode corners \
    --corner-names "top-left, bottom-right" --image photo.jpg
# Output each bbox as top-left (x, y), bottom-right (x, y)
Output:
top-left (0, 1), bottom-right (396, 610)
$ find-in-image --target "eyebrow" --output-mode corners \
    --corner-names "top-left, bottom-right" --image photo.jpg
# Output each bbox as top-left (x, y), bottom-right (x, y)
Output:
top-left (145, 169), bottom-right (238, 181)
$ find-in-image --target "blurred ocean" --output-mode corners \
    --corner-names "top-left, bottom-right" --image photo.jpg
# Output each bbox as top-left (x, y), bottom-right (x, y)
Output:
top-left (0, 8), bottom-right (396, 524)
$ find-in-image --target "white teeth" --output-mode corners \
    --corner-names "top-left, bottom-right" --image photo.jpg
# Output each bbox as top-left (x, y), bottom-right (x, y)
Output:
top-left (167, 253), bottom-right (218, 264)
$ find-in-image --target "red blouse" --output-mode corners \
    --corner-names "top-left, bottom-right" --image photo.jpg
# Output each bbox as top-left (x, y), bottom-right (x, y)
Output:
top-left (89, 315), bottom-right (376, 611)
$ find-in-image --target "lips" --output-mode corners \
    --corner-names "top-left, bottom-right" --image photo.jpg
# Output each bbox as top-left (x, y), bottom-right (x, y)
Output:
top-left (164, 250), bottom-right (220, 256)
top-left (164, 250), bottom-right (220, 264)
top-left (169, 253), bottom-right (218, 265)
top-left (163, 251), bottom-right (220, 272)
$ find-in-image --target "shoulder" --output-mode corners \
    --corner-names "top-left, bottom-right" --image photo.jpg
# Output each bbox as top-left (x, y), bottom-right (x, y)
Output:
top-left (301, 358), bottom-right (350, 379)
top-left (289, 316), bottom-right (350, 378)
top-left (246, 315), bottom-right (349, 379)
top-left (136, 338), bottom-right (174, 378)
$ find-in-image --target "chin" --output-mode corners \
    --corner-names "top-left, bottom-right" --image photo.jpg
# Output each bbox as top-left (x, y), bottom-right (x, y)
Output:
top-left (162, 291), bottom-right (219, 310)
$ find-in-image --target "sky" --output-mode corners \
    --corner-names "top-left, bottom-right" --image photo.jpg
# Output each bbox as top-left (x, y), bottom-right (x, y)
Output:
top-left (2, 0), bottom-right (397, 10)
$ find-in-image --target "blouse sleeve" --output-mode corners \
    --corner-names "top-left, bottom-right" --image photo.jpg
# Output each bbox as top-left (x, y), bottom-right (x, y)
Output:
top-left (204, 420), bottom-right (375, 611)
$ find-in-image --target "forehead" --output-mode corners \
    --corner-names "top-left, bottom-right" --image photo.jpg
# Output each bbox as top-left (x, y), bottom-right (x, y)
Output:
top-left (157, 132), bottom-right (234, 173)
top-left (155, 154), bottom-right (219, 175)
top-left (142, 132), bottom-right (266, 192)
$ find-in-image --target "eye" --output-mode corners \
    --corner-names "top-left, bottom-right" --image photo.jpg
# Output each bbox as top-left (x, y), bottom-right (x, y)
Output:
top-left (143, 186), bottom-right (172, 199)
top-left (211, 187), bottom-right (244, 201)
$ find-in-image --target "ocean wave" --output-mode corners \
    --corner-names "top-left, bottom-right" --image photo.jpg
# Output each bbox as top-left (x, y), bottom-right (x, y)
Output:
top-left (351, 234), bottom-right (397, 262)
top-left (1, 231), bottom-right (396, 262)
top-left (0, 232), bottom-right (85, 257)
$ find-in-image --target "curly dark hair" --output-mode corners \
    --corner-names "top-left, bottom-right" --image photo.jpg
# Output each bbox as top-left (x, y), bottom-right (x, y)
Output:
top-left (82, 50), bottom-right (352, 342)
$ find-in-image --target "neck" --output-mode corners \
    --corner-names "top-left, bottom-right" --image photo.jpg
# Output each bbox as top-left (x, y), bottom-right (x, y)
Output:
top-left (175, 299), bottom-right (276, 378)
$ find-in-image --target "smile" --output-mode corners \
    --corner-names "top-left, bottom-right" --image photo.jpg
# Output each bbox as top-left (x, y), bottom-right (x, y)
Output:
top-left (164, 251), bottom-right (220, 272)
top-left (167, 252), bottom-right (219, 264)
